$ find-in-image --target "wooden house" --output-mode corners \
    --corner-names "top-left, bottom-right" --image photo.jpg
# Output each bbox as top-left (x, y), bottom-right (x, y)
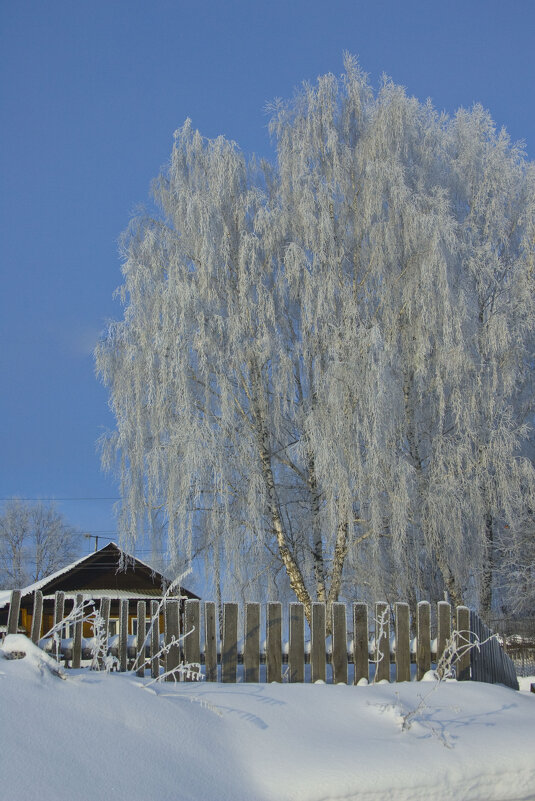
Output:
top-left (0, 541), bottom-right (199, 639)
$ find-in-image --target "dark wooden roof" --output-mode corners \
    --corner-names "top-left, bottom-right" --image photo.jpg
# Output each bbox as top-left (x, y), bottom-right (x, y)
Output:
top-left (17, 542), bottom-right (200, 600)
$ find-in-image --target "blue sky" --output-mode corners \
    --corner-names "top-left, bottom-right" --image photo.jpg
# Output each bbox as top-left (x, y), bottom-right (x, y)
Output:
top-left (1, 0), bottom-right (534, 561)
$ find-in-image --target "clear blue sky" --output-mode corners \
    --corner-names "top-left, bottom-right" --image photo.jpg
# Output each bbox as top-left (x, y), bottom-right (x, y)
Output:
top-left (1, 0), bottom-right (534, 560)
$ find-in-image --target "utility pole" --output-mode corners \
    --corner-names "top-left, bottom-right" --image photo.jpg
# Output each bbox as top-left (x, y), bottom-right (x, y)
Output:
top-left (84, 534), bottom-right (114, 552)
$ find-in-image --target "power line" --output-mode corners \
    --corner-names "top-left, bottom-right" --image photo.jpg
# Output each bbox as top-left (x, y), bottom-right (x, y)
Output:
top-left (0, 497), bottom-right (120, 501)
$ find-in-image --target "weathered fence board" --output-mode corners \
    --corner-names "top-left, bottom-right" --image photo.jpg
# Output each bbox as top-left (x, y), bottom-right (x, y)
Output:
top-left (204, 602), bottom-right (217, 682)
top-left (184, 599), bottom-right (200, 680)
top-left (7, 590), bottom-right (21, 635)
top-left (149, 600), bottom-right (160, 679)
top-left (30, 590), bottom-right (43, 643)
top-left (119, 599), bottom-right (128, 672)
top-left (136, 601), bottom-right (146, 677)
top-left (375, 602), bottom-right (390, 682)
top-left (353, 602), bottom-right (369, 684)
top-left (456, 605), bottom-right (470, 681)
top-left (332, 603), bottom-right (348, 684)
top-left (437, 601), bottom-right (451, 676)
top-left (222, 603), bottom-right (238, 683)
top-left (417, 601), bottom-right (431, 680)
top-left (266, 602), bottom-right (282, 683)
top-left (311, 603), bottom-right (326, 683)
top-left (164, 599), bottom-right (180, 681)
top-left (244, 603), bottom-right (260, 683)
top-left (54, 591), bottom-right (65, 630)
top-left (72, 593), bottom-right (83, 668)
top-left (98, 598), bottom-right (111, 671)
top-left (53, 592), bottom-right (65, 661)
top-left (288, 603), bottom-right (305, 683)
top-left (395, 602), bottom-right (410, 683)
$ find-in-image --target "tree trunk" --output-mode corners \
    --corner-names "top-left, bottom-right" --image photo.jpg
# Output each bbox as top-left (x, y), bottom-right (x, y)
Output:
top-left (479, 513), bottom-right (494, 619)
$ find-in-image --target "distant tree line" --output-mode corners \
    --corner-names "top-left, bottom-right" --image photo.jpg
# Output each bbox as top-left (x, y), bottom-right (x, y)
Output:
top-left (0, 499), bottom-right (78, 588)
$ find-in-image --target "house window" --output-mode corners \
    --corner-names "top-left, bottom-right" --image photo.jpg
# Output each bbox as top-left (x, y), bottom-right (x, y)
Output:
top-left (108, 619), bottom-right (118, 636)
top-left (131, 619), bottom-right (151, 637)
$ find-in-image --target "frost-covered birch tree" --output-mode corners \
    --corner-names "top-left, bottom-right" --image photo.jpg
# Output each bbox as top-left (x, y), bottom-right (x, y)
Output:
top-left (96, 56), bottom-right (535, 615)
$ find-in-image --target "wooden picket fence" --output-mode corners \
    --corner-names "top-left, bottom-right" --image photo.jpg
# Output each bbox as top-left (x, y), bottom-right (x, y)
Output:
top-left (3, 591), bottom-right (518, 689)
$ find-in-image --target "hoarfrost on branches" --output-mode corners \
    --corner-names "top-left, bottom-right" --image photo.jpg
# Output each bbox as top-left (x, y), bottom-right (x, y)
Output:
top-left (0, 500), bottom-right (79, 589)
top-left (96, 55), bottom-right (535, 616)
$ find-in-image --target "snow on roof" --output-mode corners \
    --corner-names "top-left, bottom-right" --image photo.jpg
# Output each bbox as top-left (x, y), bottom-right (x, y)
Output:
top-left (40, 590), bottom-right (163, 600)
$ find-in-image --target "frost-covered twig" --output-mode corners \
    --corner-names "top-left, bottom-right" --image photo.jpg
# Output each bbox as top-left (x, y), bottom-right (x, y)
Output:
top-left (130, 567), bottom-right (202, 684)
top-left (371, 606), bottom-right (390, 683)
top-left (40, 597), bottom-right (97, 663)
top-left (397, 628), bottom-right (499, 744)
top-left (90, 607), bottom-right (118, 672)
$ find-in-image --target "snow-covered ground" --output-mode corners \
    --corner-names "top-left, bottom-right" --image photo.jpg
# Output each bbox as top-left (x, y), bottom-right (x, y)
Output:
top-left (1, 634), bottom-right (534, 801)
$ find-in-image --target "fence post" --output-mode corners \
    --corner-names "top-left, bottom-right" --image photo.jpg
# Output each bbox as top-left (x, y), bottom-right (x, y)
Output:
top-left (7, 590), bottom-right (22, 635)
top-left (119, 599), bottom-right (129, 672)
top-left (417, 601), bottom-right (431, 680)
top-left (164, 599), bottom-right (181, 681)
top-left (54, 591), bottom-right (65, 662)
top-left (97, 598), bottom-right (110, 670)
top-left (150, 600), bottom-right (160, 679)
top-left (221, 603), bottom-right (238, 683)
top-left (437, 601), bottom-right (451, 676)
top-left (30, 590), bottom-right (43, 644)
top-left (266, 602), bottom-right (282, 683)
top-left (204, 602), bottom-right (217, 682)
top-left (374, 602), bottom-right (390, 682)
top-left (136, 601), bottom-right (146, 678)
top-left (72, 593), bottom-right (83, 669)
top-left (288, 603), bottom-right (305, 683)
top-left (311, 603), bottom-right (326, 683)
top-left (332, 603), bottom-right (348, 684)
top-left (395, 602), bottom-right (411, 682)
top-left (456, 606), bottom-right (470, 681)
top-left (184, 599), bottom-right (200, 680)
top-left (353, 602), bottom-right (369, 684)
top-left (244, 603), bottom-right (260, 683)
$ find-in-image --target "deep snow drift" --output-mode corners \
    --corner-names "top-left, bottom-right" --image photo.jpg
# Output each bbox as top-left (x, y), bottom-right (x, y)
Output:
top-left (1, 635), bottom-right (534, 801)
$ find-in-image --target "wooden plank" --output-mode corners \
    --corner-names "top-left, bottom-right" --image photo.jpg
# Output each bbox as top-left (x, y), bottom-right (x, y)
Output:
top-left (72, 593), bottom-right (83, 669)
top-left (119, 599), bottom-right (129, 672)
top-left (150, 600), bottom-right (160, 679)
top-left (455, 606), bottom-right (470, 681)
top-left (331, 603), bottom-right (348, 684)
top-left (469, 610), bottom-right (478, 681)
top-left (353, 603), bottom-right (369, 684)
top-left (7, 590), bottom-right (21, 635)
top-left (311, 603), bottom-right (326, 683)
top-left (395, 602), bottom-right (410, 683)
top-left (416, 601), bottom-right (431, 680)
top-left (98, 597), bottom-right (111, 670)
top-left (221, 603), bottom-right (238, 683)
top-left (244, 603), bottom-right (260, 683)
top-left (184, 599), bottom-right (200, 680)
top-left (288, 603), bottom-right (305, 683)
top-left (136, 601), bottom-right (146, 678)
top-left (266, 602), bottom-right (282, 683)
top-left (164, 599), bottom-right (181, 681)
top-left (30, 590), bottom-right (43, 643)
top-left (54, 590), bottom-right (65, 629)
top-left (204, 602), bottom-right (218, 682)
top-left (374, 602), bottom-right (390, 682)
top-left (437, 601), bottom-right (451, 675)
top-left (53, 591), bottom-right (65, 661)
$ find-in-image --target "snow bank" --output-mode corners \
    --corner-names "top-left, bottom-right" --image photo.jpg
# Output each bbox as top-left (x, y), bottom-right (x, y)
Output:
top-left (1, 640), bottom-right (534, 801)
